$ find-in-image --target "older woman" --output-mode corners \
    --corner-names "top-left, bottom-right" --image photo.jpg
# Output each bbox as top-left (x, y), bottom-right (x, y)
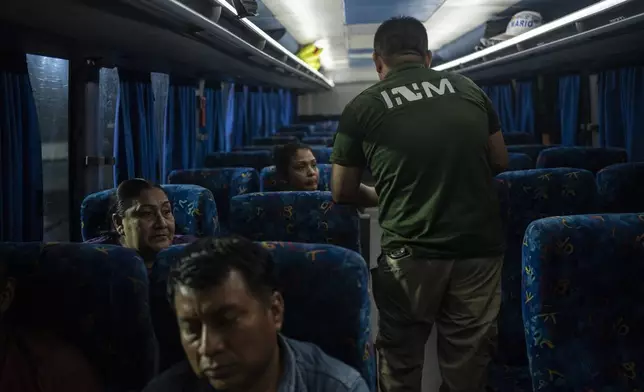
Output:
top-left (85, 178), bottom-right (195, 267)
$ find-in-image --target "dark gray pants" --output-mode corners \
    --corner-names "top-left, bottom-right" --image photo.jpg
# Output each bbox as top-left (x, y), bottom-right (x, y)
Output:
top-left (372, 252), bottom-right (503, 392)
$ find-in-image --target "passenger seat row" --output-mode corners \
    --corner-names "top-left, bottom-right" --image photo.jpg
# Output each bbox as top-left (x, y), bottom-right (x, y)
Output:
top-left (0, 241), bottom-right (375, 392)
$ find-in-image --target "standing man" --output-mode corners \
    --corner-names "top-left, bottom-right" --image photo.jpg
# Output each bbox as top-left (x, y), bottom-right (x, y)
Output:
top-left (331, 16), bottom-right (509, 392)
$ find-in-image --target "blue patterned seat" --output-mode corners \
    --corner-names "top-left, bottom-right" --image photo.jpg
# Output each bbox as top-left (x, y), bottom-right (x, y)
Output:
top-left (536, 146), bottom-right (628, 173)
top-left (252, 136), bottom-right (298, 146)
top-left (0, 242), bottom-right (156, 391)
top-left (205, 151), bottom-right (273, 172)
top-left (503, 132), bottom-right (536, 145)
top-left (596, 163), bottom-right (644, 213)
top-left (522, 213), bottom-right (644, 392)
top-left (275, 130), bottom-right (308, 139)
top-left (310, 146), bottom-right (333, 164)
top-left (303, 136), bottom-right (333, 145)
top-left (492, 169), bottom-right (597, 376)
top-left (507, 145), bottom-right (554, 162)
top-left (259, 164), bottom-right (332, 192)
top-left (280, 124), bottom-right (314, 134)
top-left (233, 146), bottom-right (274, 152)
top-left (229, 191), bottom-right (361, 252)
top-left (507, 153), bottom-right (534, 171)
top-left (168, 168), bottom-right (259, 231)
top-left (152, 242), bottom-right (375, 391)
top-left (81, 184), bottom-right (219, 241)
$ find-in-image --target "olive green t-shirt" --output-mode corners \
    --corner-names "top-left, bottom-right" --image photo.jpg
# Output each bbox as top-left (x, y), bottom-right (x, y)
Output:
top-left (331, 63), bottom-right (504, 259)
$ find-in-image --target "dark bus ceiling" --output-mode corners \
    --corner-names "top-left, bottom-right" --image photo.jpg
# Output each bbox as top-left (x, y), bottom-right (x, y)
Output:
top-left (0, 0), bottom-right (329, 91)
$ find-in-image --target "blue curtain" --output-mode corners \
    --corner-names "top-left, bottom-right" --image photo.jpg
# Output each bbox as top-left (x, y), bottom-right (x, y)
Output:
top-left (200, 83), bottom-right (225, 161)
top-left (278, 89), bottom-right (293, 127)
top-left (484, 84), bottom-right (516, 132)
top-left (248, 88), bottom-right (265, 142)
top-left (558, 75), bottom-right (581, 146)
top-left (113, 70), bottom-right (159, 185)
top-left (233, 85), bottom-right (249, 147)
top-left (163, 78), bottom-right (197, 179)
top-left (222, 83), bottom-right (235, 152)
top-left (599, 67), bottom-right (644, 161)
top-left (262, 89), bottom-right (280, 136)
top-left (0, 53), bottom-right (43, 241)
top-left (515, 80), bottom-right (537, 137)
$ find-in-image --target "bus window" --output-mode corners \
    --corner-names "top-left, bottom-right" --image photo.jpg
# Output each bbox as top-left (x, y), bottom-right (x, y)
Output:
top-left (99, 67), bottom-right (119, 190)
top-left (152, 72), bottom-right (170, 178)
top-left (26, 54), bottom-right (70, 242)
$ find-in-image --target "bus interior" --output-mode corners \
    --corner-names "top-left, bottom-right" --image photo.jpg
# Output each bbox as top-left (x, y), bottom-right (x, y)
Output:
top-left (1, 0), bottom-right (644, 390)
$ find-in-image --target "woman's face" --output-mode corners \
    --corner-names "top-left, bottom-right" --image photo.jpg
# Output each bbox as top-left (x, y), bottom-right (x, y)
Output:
top-left (113, 188), bottom-right (176, 256)
top-left (286, 148), bottom-right (319, 191)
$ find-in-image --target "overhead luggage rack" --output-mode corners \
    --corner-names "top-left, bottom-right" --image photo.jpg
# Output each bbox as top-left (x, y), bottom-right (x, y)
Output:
top-left (435, 0), bottom-right (644, 82)
top-left (120, 0), bottom-right (334, 90)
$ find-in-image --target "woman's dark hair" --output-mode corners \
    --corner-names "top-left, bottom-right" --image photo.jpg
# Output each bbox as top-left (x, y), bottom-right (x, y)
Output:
top-left (167, 236), bottom-right (277, 306)
top-left (273, 142), bottom-right (312, 178)
top-left (110, 178), bottom-right (167, 217)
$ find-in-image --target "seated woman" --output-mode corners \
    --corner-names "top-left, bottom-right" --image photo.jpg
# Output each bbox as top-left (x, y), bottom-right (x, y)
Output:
top-left (273, 142), bottom-right (320, 191)
top-left (86, 178), bottom-right (195, 267)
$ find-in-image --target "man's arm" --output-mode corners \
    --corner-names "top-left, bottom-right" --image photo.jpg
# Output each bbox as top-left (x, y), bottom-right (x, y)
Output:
top-left (330, 102), bottom-right (378, 208)
top-left (331, 164), bottom-right (378, 207)
top-left (488, 131), bottom-right (509, 174)
top-left (483, 94), bottom-right (509, 173)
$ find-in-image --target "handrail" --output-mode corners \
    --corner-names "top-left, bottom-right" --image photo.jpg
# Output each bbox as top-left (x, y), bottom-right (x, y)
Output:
top-left (125, 0), bottom-right (334, 89)
top-left (208, 0), bottom-right (335, 86)
top-left (434, 0), bottom-right (634, 71)
top-left (456, 11), bottom-right (644, 75)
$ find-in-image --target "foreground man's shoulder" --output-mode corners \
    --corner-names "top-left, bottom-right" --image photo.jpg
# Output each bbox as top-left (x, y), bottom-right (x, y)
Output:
top-left (142, 361), bottom-right (205, 392)
top-left (287, 338), bottom-right (369, 392)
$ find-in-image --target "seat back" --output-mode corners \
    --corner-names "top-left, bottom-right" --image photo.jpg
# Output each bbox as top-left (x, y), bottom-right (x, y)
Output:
top-left (0, 242), bottom-right (157, 391)
top-left (280, 124), bottom-right (314, 134)
top-left (522, 214), bottom-right (644, 392)
top-left (259, 164), bottom-right (332, 192)
top-left (152, 242), bottom-right (375, 390)
top-left (205, 151), bottom-right (273, 172)
top-left (507, 144), bottom-right (554, 162)
top-left (310, 146), bottom-right (333, 164)
top-left (503, 132), bottom-right (536, 145)
top-left (507, 153), bottom-right (534, 171)
top-left (252, 136), bottom-right (298, 146)
top-left (81, 184), bottom-right (219, 241)
top-left (229, 191), bottom-right (361, 252)
top-left (536, 146), bottom-right (628, 173)
top-left (494, 168), bottom-right (597, 365)
top-left (596, 162), bottom-right (644, 213)
top-left (168, 168), bottom-right (259, 229)
top-left (302, 136), bottom-right (333, 146)
top-left (275, 131), bottom-right (308, 139)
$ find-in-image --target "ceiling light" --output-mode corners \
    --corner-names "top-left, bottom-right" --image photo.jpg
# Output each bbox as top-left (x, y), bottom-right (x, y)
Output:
top-left (433, 0), bottom-right (632, 71)
top-left (207, 0), bottom-right (334, 86)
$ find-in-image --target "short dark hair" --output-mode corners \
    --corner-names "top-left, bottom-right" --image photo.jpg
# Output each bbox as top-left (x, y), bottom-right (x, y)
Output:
top-left (112, 178), bottom-right (167, 217)
top-left (167, 236), bottom-right (277, 306)
top-left (273, 142), bottom-right (313, 178)
top-left (374, 16), bottom-right (428, 66)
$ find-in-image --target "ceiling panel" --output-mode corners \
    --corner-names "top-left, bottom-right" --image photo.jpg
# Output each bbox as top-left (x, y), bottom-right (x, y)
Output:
top-left (344, 0), bottom-right (444, 25)
top-left (259, 0), bottom-right (525, 82)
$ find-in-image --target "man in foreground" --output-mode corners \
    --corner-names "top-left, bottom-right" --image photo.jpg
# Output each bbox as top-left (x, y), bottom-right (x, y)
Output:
top-left (143, 236), bottom-right (369, 392)
top-left (331, 16), bottom-right (509, 392)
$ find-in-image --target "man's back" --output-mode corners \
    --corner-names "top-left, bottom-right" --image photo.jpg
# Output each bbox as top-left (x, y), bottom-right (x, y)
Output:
top-left (333, 63), bottom-right (503, 259)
